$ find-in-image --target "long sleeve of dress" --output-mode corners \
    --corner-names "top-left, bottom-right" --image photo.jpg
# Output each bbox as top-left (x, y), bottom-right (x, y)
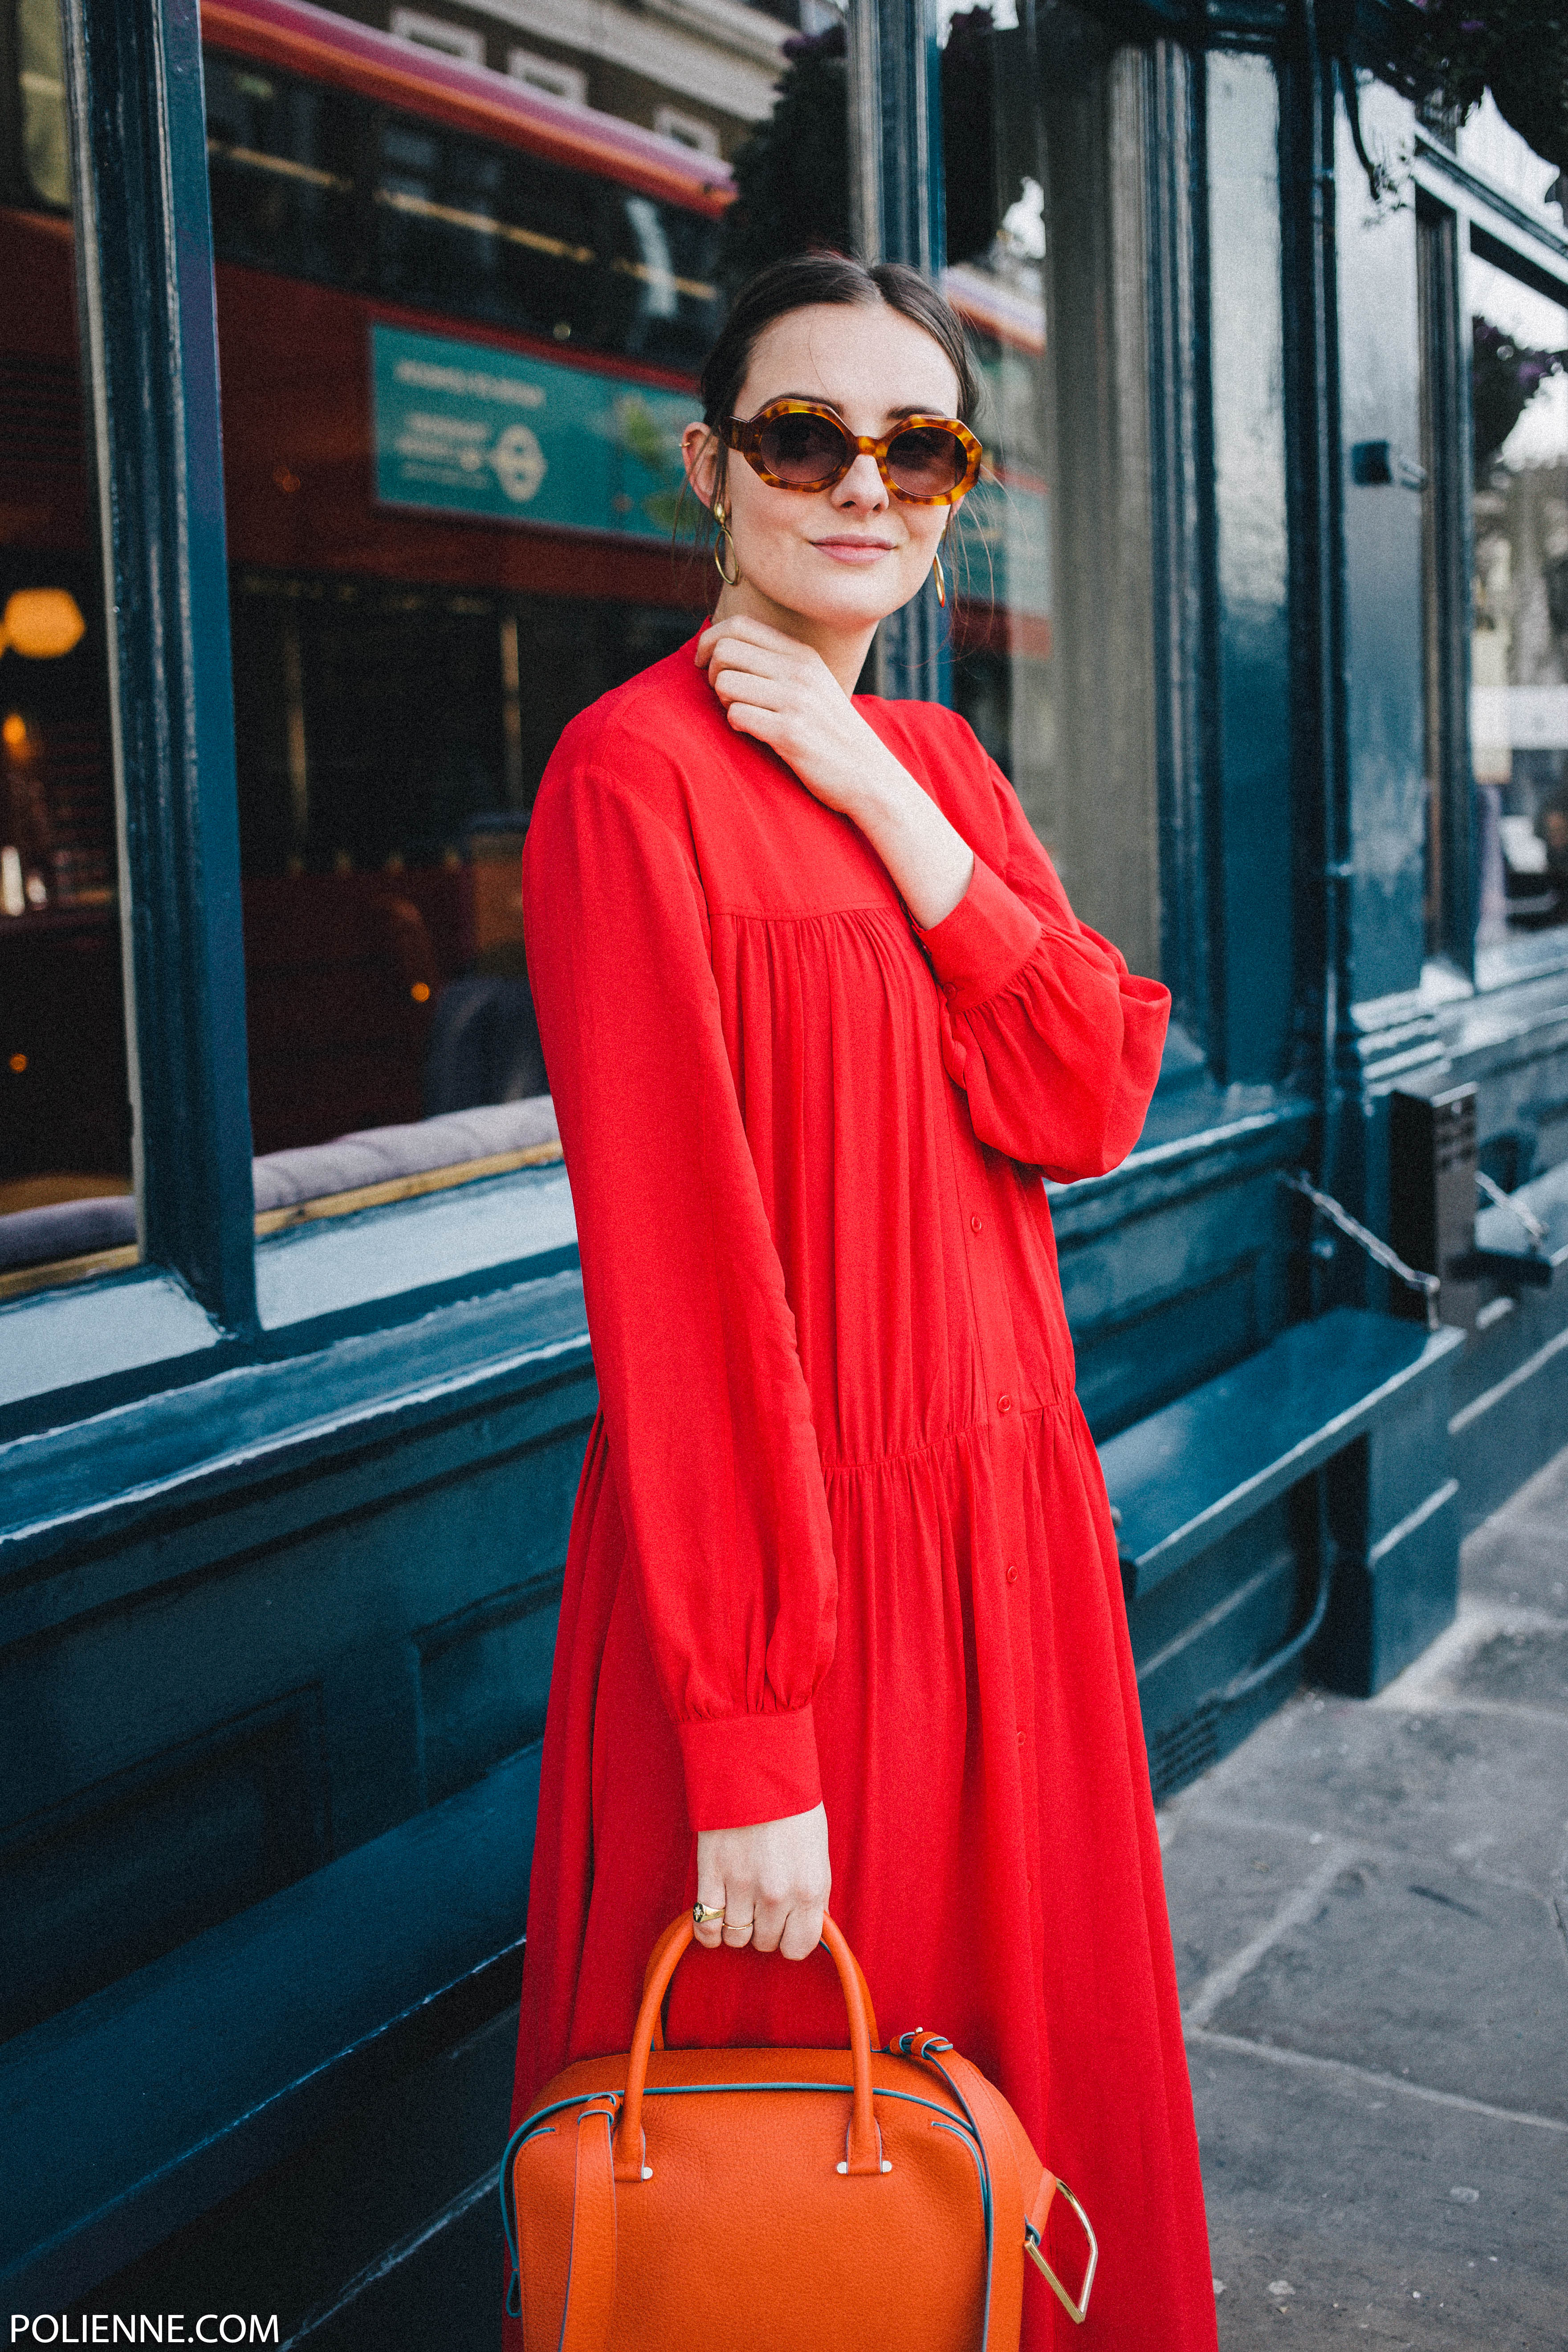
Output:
top-left (522, 758), bottom-right (839, 1835)
top-left (912, 753), bottom-right (1170, 1181)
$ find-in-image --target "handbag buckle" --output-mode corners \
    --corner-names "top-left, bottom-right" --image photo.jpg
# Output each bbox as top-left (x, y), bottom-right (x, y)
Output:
top-left (1024, 2178), bottom-right (1099, 2326)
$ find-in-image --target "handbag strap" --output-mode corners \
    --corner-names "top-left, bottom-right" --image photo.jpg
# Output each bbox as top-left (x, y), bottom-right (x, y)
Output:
top-left (557, 2094), bottom-right (619, 2352)
top-left (897, 2034), bottom-right (1097, 2332)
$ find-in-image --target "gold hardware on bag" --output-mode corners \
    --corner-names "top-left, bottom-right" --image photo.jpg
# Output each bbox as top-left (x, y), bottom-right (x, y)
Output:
top-left (1024, 2178), bottom-right (1098, 2326)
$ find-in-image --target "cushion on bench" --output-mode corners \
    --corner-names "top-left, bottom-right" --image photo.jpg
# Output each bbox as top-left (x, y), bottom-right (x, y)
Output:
top-left (0, 1099), bottom-right (560, 1273)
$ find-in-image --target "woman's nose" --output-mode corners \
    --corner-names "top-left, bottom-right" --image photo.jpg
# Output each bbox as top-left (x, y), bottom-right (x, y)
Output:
top-left (833, 451), bottom-right (888, 510)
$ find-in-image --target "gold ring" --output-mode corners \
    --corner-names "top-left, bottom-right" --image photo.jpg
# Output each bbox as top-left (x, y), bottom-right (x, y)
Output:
top-left (692, 1902), bottom-right (725, 1926)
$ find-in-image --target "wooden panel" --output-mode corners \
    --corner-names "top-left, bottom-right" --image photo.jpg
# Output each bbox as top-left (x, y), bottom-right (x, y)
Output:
top-left (0, 1745), bottom-right (540, 2310)
top-left (0, 1296), bottom-right (591, 2046)
top-left (0, 1693), bottom-right (327, 2040)
top-left (419, 1579), bottom-right (561, 1805)
top-left (1075, 1260), bottom-right (1264, 1442)
top-left (1129, 1497), bottom-right (1304, 1800)
top-left (1054, 1108), bottom-right (1306, 1435)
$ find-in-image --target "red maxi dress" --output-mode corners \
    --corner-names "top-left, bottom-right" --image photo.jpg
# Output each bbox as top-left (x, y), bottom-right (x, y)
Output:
top-left (508, 639), bottom-right (1218, 2350)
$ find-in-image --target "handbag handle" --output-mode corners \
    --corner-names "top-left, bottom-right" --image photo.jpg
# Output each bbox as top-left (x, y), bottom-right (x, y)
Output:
top-left (612, 1910), bottom-right (885, 2183)
top-left (639, 1918), bottom-right (882, 2054)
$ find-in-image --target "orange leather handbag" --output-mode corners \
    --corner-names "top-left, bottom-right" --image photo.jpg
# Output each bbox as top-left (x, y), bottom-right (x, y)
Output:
top-left (501, 1910), bottom-right (1097, 2348)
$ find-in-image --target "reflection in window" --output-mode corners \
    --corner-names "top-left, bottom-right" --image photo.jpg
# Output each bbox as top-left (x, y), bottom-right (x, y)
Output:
top-left (389, 9), bottom-right (485, 67)
top-left (943, 0), bottom-right (1160, 980)
top-left (1, 0), bottom-right (137, 1295)
top-left (16, 0), bottom-right (69, 208)
top-left (1468, 250), bottom-right (1568, 940)
top-left (203, 50), bottom-right (724, 371)
top-left (200, 7), bottom-right (747, 1159)
top-left (231, 579), bottom-right (691, 1151)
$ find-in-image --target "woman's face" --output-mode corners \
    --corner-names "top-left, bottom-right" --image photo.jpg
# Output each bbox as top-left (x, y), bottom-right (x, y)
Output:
top-left (683, 302), bottom-right (965, 636)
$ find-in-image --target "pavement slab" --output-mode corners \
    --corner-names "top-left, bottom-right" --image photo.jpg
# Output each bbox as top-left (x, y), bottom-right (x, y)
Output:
top-left (1160, 1444), bottom-right (1568, 2352)
top-left (1454, 1619), bottom-right (1568, 1712)
top-left (1191, 2034), bottom-right (1566, 2348)
top-left (1203, 1858), bottom-right (1568, 2121)
top-left (1458, 1446), bottom-right (1568, 1613)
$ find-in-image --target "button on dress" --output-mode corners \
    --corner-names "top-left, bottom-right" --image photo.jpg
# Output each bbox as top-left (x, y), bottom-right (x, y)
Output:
top-left (508, 640), bottom-right (1218, 2348)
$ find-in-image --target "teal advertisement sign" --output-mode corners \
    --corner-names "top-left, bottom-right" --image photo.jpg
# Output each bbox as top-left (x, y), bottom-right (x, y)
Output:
top-left (371, 323), bottom-right (700, 539)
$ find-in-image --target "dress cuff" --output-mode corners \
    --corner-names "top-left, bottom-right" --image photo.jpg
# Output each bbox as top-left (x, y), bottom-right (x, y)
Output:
top-left (676, 1706), bottom-right (822, 1833)
top-left (914, 856), bottom-right (1044, 1012)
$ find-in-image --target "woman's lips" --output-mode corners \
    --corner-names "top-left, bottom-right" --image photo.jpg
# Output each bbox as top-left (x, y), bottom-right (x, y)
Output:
top-left (812, 538), bottom-right (896, 564)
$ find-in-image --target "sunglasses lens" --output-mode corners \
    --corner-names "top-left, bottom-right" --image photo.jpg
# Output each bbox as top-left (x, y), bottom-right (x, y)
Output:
top-left (755, 410), bottom-right (851, 484)
top-left (886, 425), bottom-right (969, 497)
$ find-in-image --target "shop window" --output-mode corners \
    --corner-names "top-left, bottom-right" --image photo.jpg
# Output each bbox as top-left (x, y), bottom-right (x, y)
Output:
top-left (1466, 246), bottom-right (1568, 946)
top-left (0, 0), bottom-right (137, 1296)
top-left (12, 0), bottom-right (66, 206)
top-left (942, 0), bottom-right (1162, 982)
top-left (194, 0), bottom-right (751, 1159)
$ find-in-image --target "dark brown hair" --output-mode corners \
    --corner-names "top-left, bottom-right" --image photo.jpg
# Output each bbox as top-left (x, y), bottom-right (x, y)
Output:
top-left (699, 252), bottom-right (982, 433)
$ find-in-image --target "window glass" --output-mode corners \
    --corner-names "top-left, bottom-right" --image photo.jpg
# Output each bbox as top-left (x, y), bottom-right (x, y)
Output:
top-left (197, 0), bottom-right (828, 1160)
top-left (1, 0), bottom-right (137, 1296)
top-left (15, 0), bottom-right (68, 208)
top-left (943, 0), bottom-right (1161, 981)
top-left (1468, 247), bottom-right (1568, 944)
top-left (1457, 94), bottom-right (1564, 231)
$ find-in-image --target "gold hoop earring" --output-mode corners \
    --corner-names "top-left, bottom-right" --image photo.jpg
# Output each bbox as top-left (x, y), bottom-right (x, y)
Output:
top-left (713, 499), bottom-right (741, 589)
top-left (932, 515), bottom-right (952, 609)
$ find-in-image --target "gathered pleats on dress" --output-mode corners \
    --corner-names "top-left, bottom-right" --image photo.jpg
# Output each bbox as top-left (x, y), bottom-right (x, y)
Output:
top-left (505, 641), bottom-right (1218, 2350)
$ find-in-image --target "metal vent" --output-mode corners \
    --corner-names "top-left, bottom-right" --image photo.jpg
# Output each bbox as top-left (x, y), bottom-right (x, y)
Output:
top-left (1389, 1082), bottom-right (1480, 1329)
top-left (1147, 1698), bottom-right (1221, 1804)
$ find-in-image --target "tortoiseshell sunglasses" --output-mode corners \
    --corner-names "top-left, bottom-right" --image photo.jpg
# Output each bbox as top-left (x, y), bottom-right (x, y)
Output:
top-left (722, 399), bottom-right (983, 506)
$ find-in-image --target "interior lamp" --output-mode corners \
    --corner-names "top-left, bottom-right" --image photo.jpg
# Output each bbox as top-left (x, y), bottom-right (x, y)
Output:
top-left (0, 588), bottom-right (87, 661)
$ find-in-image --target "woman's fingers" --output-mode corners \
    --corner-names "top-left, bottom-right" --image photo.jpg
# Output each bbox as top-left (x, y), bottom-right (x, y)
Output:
top-left (696, 613), bottom-right (799, 664)
top-left (700, 631), bottom-right (827, 699)
top-left (710, 665), bottom-right (787, 709)
top-left (693, 1874), bottom-right (728, 1949)
top-left (778, 1900), bottom-right (826, 1963)
top-left (693, 1805), bottom-right (831, 1963)
top-left (721, 1900), bottom-right (756, 1949)
top-left (749, 1891), bottom-right (789, 1955)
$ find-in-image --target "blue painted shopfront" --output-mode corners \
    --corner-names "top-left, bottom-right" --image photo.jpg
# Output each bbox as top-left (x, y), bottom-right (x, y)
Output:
top-left (2, 0), bottom-right (1567, 2330)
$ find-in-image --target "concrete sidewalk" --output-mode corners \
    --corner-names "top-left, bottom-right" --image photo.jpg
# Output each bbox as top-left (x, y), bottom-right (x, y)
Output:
top-left (1161, 1446), bottom-right (1568, 2348)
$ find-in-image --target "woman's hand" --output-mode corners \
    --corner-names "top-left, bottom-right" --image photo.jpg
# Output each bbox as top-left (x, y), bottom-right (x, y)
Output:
top-left (696, 616), bottom-right (885, 819)
top-left (696, 616), bottom-right (973, 930)
top-left (694, 1800), bottom-right (830, 1962)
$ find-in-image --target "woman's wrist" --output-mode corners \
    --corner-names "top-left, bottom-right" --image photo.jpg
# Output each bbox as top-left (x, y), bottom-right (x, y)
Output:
top-left (846, 739), bottom-right (975, 930)
top-left (835, 730), bottom-right (915, 832)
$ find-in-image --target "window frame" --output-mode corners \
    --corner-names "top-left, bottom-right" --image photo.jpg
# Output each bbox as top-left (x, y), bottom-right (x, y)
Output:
top-left (1411, 114), bottom-right (1568, 992)
top-left (1416, 191), bottom-right (1475, 974)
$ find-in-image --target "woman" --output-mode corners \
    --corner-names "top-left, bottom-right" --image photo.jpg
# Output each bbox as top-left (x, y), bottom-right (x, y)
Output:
top-left (509, 253), bottom-right (1218, 2348)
